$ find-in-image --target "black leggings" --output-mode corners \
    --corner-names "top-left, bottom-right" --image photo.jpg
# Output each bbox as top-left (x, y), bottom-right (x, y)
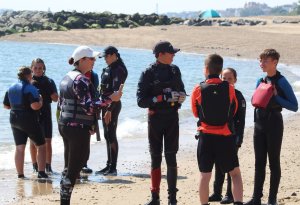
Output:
top-left (252, 110), bottom-right (283, 201)
top-left (59, 125), bottom-right (90, 185)
top-left (102, 101), bottom-right (121, 169)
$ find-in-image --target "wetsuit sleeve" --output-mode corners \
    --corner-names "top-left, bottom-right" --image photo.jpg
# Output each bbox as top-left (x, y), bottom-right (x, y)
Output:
top-left (229, 84), bottom-right (238, 116)
top-left (107, 65), bottom-right (127, 111)
top-left (191, 85), bottom-right (201, 118)
top-left (49, 78), bottom-right (58, 94)
top-left (24, 84), bottom-right (40, 103)
top-left (275, 77), bottom-right (298, 112)
top-left (256, 78), bottom-right (263, 88)
top-left (91, 71), bottom-right (100, 98)
top-left (3, 91), bottom-right (10, 106)
top-left (234, 90), bottom-right (246, 146)
top-left (174, 65), bottom-right (186, 93)
top-left (137, 70), bottom-right (156, 108)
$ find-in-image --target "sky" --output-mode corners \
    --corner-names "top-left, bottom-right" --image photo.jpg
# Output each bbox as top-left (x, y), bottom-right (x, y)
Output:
top-left (0, 0), bottom-right (298, 14)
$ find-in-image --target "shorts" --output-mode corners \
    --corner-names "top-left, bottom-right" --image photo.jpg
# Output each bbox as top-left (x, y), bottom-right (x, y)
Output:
top-left (197, 133), bottom-right (239, 173)
top-left (148, 111), bottom-right (179, 155)
top-left (10, 110), bottom-right (45, 146)
top-left (39, 104), bottom-right (53, 138)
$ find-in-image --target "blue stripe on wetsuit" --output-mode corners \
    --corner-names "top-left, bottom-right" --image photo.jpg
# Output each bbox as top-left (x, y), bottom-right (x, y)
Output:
top-left (275, 76), bottom-right (298, 112)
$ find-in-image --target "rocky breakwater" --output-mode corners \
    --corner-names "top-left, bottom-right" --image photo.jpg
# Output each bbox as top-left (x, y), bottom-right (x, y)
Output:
top-left (0, 10), bottom-right (184, 36)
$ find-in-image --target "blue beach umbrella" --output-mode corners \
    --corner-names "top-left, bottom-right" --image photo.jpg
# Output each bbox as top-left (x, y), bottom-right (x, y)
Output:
top-left (199, 9), bottom-right (221, 19)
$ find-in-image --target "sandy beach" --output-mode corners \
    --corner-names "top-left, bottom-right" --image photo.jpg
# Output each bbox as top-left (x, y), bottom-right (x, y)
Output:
top-left (1, 19), bottom-right (300, 205)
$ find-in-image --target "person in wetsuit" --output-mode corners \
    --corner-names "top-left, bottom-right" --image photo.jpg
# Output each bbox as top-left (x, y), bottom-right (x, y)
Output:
top-left (58, 46), bottom-right (123, 205)
top-left (137, 41), bottom-right (186, 205)
top-left (208, 67), bottom-right (246, 204)
top-left (95, 46), bottom-right (127, 176)
top-left (191, 54), bottom-right (244, 205)
top-left (244, 49), bottom-right (298, 205)
top-left (3, 66), bottom-right (48, 179)
top-left (29, 58), bottom-right (58, 174)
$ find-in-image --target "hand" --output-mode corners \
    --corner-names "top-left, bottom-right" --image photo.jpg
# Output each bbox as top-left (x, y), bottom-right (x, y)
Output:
top-left (166, 91), bottom-right (180, 102)
top-left (109, 84), bottom-right (124, 101)
top-left (195, 131), bottom-right (201, 140)
top-left (104, 111), bottom-right (112, 125)
top-left (89, 129), bottom-right (96, 135)
top-left (178, 92), bottom-right (186, 104)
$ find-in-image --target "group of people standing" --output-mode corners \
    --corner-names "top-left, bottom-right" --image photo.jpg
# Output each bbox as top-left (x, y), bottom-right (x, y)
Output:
top-left (137, 43), bottom-right (297, 205)
top-left (3, 40), bottom-right (298, 205)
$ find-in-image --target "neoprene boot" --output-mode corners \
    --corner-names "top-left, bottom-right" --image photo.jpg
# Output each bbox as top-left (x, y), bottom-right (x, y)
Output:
top-left (33, 162), bottom-right (38, 173)
top-left (46, 163), bottom-right (53, 174)
top-left (145, 192), bottom-right (160, 205)
top-left (167, 167), bottom-right (178, 205)
top-left (60, 177), bottom-right (73, 205)
top-left (168, 188), bottom-right (178, 205)
top-left (244, 198), bottom-right (261, 205)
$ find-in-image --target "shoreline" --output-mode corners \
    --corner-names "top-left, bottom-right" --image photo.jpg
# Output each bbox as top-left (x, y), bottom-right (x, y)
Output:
top-left (1, 23), bottom-right (300, 66)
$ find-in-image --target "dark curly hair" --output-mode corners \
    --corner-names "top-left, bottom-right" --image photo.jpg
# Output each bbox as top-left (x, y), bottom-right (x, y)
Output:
top-left (17, 66), bottom-right (32, 81)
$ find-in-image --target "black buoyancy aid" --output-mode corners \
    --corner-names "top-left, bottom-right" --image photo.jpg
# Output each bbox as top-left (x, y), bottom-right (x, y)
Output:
top-left (197, 81), bottom-right (231, 126)
top-left (149, 63), bottom-right (182, 110)
top-left (100, 61), bottom-right (128, 97)
top-left (100, 66), bottom-right (113, 97)
top-left (59, 70), bottom-right (95, 126)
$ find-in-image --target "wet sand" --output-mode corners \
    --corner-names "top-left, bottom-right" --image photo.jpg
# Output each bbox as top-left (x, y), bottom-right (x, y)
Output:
top-left (2, 114), bottom-right (299, 205)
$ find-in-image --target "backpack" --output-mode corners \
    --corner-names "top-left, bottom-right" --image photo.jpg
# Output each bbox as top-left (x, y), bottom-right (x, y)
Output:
top-left (198, 81), bottom-right (231, 126)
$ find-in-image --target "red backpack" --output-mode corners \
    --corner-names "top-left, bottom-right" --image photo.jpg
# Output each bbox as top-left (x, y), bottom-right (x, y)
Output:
top-left (251, 79), bottom-right (274, 109)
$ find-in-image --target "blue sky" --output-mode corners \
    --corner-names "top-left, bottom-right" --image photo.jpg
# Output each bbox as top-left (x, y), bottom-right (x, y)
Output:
top-left (0, 0), bottom-right (297, 14)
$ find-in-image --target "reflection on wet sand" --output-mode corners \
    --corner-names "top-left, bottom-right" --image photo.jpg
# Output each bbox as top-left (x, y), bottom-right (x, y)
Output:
top-left (31, 180), bottom-right (53, 195)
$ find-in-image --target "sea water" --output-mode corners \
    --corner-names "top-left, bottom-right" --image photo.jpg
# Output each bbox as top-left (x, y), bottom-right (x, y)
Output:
top-left (0, 41), bottom-right (299, 172)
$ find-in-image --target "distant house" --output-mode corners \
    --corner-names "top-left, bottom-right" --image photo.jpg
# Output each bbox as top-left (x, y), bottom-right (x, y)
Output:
top-left (199, 9), bottom-right (221, 18)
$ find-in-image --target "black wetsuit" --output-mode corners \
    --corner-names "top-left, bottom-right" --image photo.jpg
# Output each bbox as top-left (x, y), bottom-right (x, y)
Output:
top-left (100, 60), bottom-right (127, 171)
top-left (32, 75), bottom-right (57, 138)
top-left (137, 61), bottom-right (185, 199)
top-left (251, 71), bottom-right (298, 204)
top-left (213, 89), bottom-right (246, 198)
top-left (3, 80), bottom-right (45, 146)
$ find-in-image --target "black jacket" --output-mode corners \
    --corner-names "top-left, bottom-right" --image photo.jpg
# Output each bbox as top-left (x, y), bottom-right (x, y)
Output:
top-left (137, 61), bottom-right (185, 110)
top-left (234, 89), bottom-right (246, 146)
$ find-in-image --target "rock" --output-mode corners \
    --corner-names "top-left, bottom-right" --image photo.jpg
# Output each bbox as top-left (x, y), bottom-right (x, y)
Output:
top-left (235, 19), bottom-right (245, 26)
top-left (63, 16), bottom-right (86, 29)
top-left (286, 19), bottom-right (300, 24)
top-left (291, 192), bottom-right (297, 196)
top-left (273, 18), bottom-right (285, 24)
top-left (144, 23), bottom-right (152, 27)
top-left (195, 19), bottom-right (212, 26)
top-left (183, 19), bottom-right (194, 26)
top-left (129, 24), bottom-right (137, 29)
top-left (219, 21), bottom-right (232, 26)
top-left (131, 13), bottom-right (141, 22)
